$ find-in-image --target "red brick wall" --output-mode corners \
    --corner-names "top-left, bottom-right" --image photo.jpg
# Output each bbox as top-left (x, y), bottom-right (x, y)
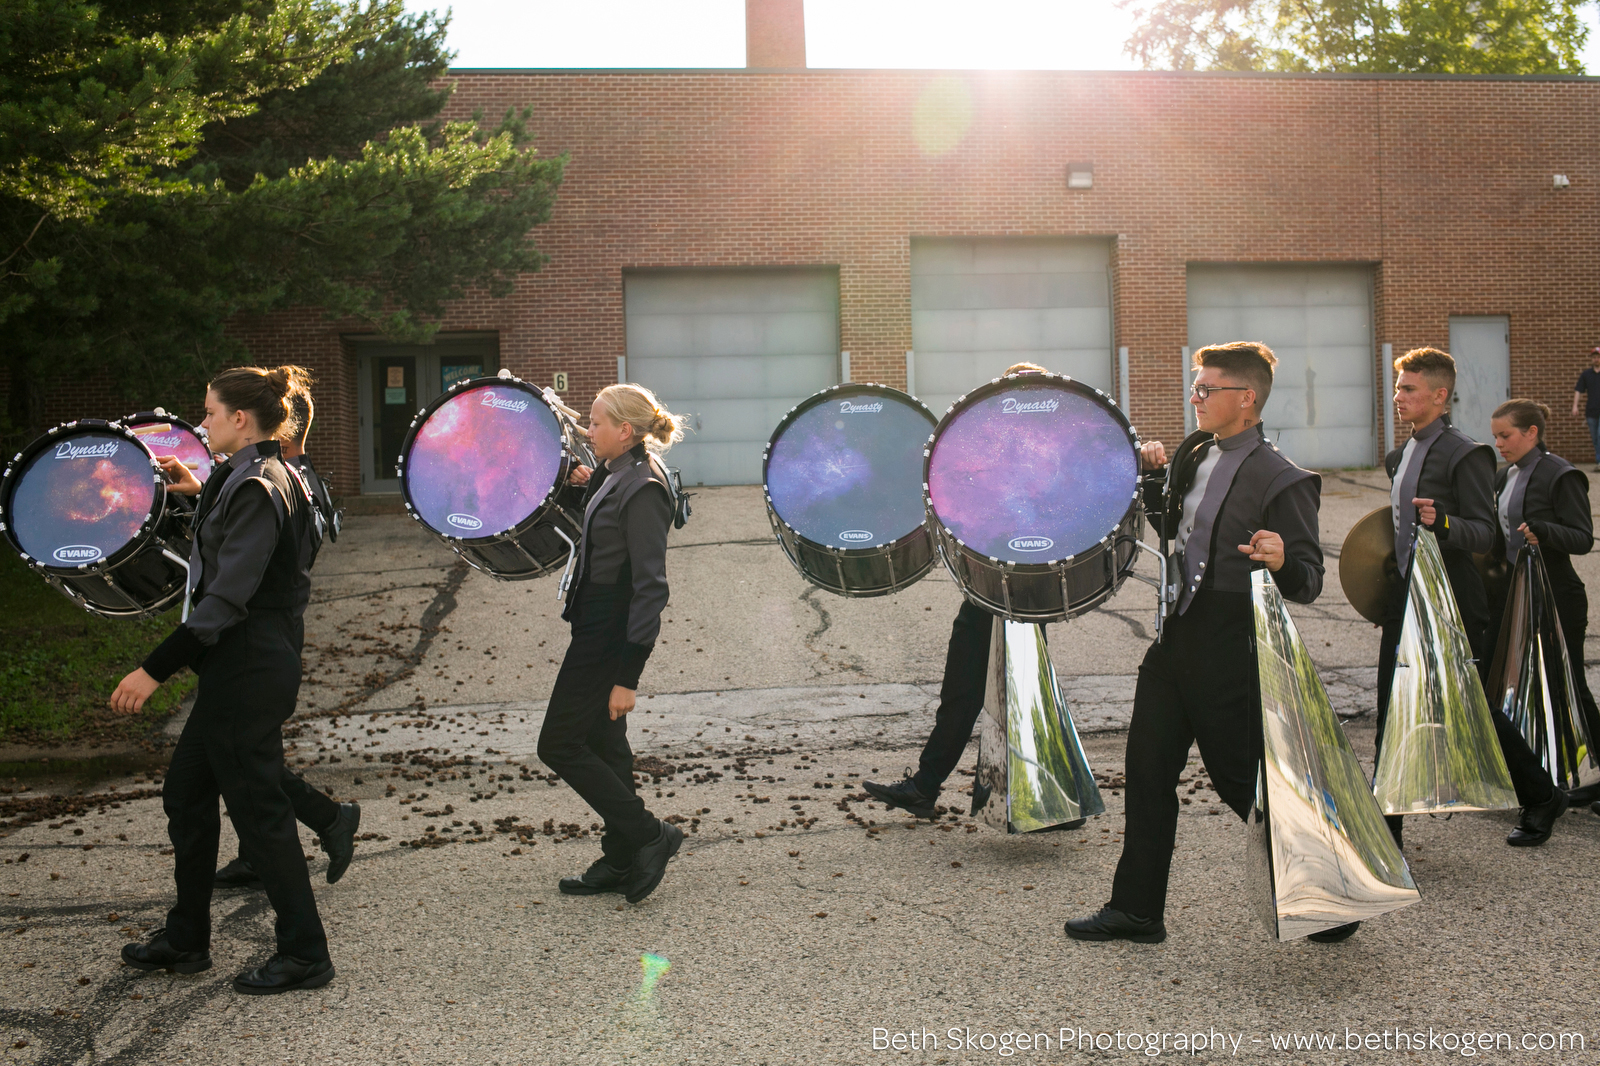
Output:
top-left (17, 70), bottom-right (1600, 493)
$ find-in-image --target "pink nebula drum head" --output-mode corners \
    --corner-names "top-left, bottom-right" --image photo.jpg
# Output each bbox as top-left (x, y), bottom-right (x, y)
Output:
top-left (927, 378), bottom-right (1136, 564)
top-left (6, 428), bottom-right (156, 567)
top-left (127, 418), bottom-right (214, 483)
top-left (403, 381), bottom-right (565, 538)
top-left (765, 386), bottom-right (935, 548)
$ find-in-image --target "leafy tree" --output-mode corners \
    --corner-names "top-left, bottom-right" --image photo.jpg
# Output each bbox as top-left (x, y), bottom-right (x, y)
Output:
top-left (1120, 0), bottom-right (1591, 73)
top-left (1, 1), bottom-right (563, 436)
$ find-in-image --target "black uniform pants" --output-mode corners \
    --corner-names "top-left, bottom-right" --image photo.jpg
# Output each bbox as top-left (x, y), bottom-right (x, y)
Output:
top-left (1110, 591), bottom-right (1260, 921)
top-left (912, 599), bottom-right (996, 796)
top-left (162, 611), bottom-right (329, 961)
top-left (276, 770), bottom-right (340, 835)
top-left (537, 583), bottom-right (656, 867)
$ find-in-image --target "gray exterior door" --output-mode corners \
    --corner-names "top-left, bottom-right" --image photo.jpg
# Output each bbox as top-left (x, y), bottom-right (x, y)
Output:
top-left (623, 269), bottom-right (840, 486)
top-left (909, 237), bottom-right (1115, 420)
top-left (1187, 264), bottom-right (1375, 469)
top-left (1448, 315), bottom-right (1511, 443)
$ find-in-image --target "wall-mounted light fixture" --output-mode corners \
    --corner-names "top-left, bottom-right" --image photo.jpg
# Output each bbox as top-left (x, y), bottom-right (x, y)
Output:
top-left (1553, 174), bottom-right (1571, 189)
top-left (1066, 162), bottom-right (1093, 190)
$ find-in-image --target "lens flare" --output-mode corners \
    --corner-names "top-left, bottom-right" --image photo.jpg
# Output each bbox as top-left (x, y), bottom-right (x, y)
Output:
top-left (637, 953), bottom-right (671, 1000)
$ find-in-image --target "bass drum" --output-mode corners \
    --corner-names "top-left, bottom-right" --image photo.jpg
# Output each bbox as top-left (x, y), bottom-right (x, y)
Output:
top-left (0, 420), bottom-right (192, 617)
top-left (125, 410), bottom-right (215, 484)
top-left (764, 383), bottom-right (937, 597)
top-left (924, 373), bottom-right (1142, 623)
top-left (399, 372), bottom-right (588, 580)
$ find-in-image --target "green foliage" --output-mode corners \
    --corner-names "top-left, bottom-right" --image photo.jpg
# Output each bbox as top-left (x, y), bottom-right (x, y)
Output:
top-left (0, 548), bottom-right (195, 742)
top-left (0, 0), bottom-right (563, 437)
top-left (1121, 0), bottom-right (1591, 73)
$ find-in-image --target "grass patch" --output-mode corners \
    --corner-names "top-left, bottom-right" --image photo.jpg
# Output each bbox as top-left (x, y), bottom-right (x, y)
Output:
top-left (0, 548), bottom-right (195, 745)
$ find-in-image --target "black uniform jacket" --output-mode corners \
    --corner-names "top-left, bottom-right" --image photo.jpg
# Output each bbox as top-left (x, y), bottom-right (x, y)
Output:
top-left (142, 440), bottom-right (312, 682)
top-left (1141, 425), bottom-right (1325, 604)
top-left (1493, 447), bottom-right (1593, 603)
top-left (1384, 417), bottom-right (1495, 614)
top-left (563, 442), bottom-right (673, 689)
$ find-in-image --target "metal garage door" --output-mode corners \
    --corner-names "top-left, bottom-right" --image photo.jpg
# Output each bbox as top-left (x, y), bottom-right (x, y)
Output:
top-left (624, 269), bottom-right (840, 485)
top-left (910, 237), bottom-right (1114, 419)
top-left (1187, 264), bottom-right (1375, 469)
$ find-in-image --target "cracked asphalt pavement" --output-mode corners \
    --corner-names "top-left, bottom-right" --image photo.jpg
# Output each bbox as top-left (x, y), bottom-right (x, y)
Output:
top-left (3, 471), bottom-right (1600, 1064)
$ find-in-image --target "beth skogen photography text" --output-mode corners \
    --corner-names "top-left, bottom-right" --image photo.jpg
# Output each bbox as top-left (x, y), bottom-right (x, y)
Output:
top-left (2, 0), bottom-right (1599, 1062)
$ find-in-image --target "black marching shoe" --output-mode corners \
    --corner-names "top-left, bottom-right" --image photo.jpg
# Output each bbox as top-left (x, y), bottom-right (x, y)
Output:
top-left (121, 929), bottom-right (212, 974)
top-left (214, 856), bottom-right (262, 888)
top-left (1507, 788), bottom-right (1568, 847)
top-left (319, 802), bottom-right (361, 884)
top-left (620, 820), bottom-right (684, 904)
top-left (1064, 907), bottom-right (1167, 944)
top-left (233, 954), bottom-right (335, 995)
top-left (861, 777), bottom-right (939, 819)
top-left (559, 859), bottom-right (630, 896)
top-left (1307, 922), bottom-right (1361, 943)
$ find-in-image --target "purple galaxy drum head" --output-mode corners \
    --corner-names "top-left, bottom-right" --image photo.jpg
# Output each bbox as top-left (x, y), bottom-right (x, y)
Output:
top-left (402, 380), bottom-right (565, 538)
top-left (5, 428), bottom-right (157, 568)
top-left (127, 418), bottom-right (214, 483)
top-left (766, 385), bottom-right (936, 548)
top-left (927, 378), bottom-right (1137, 564)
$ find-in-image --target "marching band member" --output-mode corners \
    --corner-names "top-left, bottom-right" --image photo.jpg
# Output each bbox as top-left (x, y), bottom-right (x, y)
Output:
top-left (110, 365), bottom-right (336, 993)
top-left (215, 383), bottom-right (361, 891)
top-left (542, 384), bottom-right (686, 904)
top-left (1377, 350), bottom-right (1561, 846)
top-left (1485, 399), bottom-right (1599, 820)
top-left (1065, 342), bottom-right (1328, 944)
top-left (863, 363), bottom-right (1050, 820)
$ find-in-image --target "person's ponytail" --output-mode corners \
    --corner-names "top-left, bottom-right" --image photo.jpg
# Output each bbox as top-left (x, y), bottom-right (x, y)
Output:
top-left (210, 364), bottom-right (314, 437)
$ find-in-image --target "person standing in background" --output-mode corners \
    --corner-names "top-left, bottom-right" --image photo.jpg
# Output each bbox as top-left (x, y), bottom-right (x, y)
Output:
top-left (1570, 347), bottom-right (1600, 471)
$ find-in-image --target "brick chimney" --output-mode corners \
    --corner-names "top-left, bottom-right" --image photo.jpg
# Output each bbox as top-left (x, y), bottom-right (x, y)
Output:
top-left (746, 0), bottom-right (806, 68)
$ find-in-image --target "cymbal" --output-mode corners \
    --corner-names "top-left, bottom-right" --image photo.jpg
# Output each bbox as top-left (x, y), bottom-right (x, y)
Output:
top-left (1339, 506), bottom-right (1399, 625)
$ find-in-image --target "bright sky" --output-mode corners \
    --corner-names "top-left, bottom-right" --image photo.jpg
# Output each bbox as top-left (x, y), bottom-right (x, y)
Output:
top-left (405, 0), bottom-right (1600, 73)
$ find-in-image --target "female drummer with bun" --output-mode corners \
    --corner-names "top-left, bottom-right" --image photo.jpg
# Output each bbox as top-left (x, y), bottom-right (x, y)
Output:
top-left (542, 383), bottom-right (686, 904)
top-left (108, 365), bottom-right (336, 994)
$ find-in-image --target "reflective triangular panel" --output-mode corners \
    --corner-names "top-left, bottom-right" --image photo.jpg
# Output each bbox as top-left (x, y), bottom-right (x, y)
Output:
top-left (1374, 529), bottom-right (1517, 814)
top-left (1250, 571), bottom-right (1419, 941)
top-left (973, 618), bottom-right (1104, 833)
top-left (1485, 548), bottom-right (1600, 792)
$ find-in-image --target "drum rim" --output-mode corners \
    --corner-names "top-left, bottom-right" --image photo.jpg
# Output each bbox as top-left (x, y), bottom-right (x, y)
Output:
top-left (398, 373), bottom-right (574, 544)
top-left (124, 409), bottom-right (213, 481)
top-left (762, 381), bottom-right (938, 555)
top-left (922, 371), bottom-right (1142, 573)
top-left (0, 418), bottom-right (171, 575)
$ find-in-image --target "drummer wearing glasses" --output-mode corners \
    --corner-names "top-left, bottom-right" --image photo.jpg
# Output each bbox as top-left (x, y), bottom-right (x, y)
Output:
top-left (542, 384), bottom-right (688, 904)
top-left (1065, 342), bottom-right (1329, 945)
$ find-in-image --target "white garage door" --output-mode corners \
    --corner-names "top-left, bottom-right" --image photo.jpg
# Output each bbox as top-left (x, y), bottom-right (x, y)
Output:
top-left (624, 269), bottom-right (840, 485)
top-left (910, 237), bottom-right (1114, 419)
top-left (1187, 264), bottom-right (1375, 469)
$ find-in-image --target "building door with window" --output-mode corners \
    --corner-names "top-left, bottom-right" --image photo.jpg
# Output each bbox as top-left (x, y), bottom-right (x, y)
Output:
top-left (1448, 315), bottom-right (1511, 443)
top-left (356, 334), bottom-right (499, 494)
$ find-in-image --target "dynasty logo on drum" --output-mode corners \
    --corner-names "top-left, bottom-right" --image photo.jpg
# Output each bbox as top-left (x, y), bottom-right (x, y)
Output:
top-left (1008, 536), bottom-right (1054, 552)
top-left (838, 400), bottom-right (885, 414)
top-left (479, 390), bottom-right (530, 414)
top-left (446, 513), bottom-right (484, 531)
top-left (53, 544), bottom-right (103, 564)
top-left (838, 529), bottom-right (874, 543)
top-left (1000, 397), bottom-right (1061, 415)
top-left (54, 440), bottom-right (120, 460)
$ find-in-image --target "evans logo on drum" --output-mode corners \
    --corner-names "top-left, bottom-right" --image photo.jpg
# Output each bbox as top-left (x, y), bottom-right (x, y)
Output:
top-left (1001, 397), bottom-right (1060, 415)
top-left (446, 513), bottom-right (484, 531)
top-left (479, 390), bottom-right (529, 414)
top-left (1008, 536), bottom-right (1053, 552)
top-left (838, 530), bottom-right (874, 543)
top-left (54, 440), bottom-right (120, 460)
top-left (838, 400), bottom-right (884, 414)
top-left (53, 545), bottom-right (103, 563)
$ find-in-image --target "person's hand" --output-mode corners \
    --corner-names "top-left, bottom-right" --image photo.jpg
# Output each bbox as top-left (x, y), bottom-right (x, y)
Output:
top-left (155, 455), bottom-right (203, 495)
top-left (609, 685), bottom-right (636, 720)
top-left (1518, 521), bottom-right (1540, 547)
top-left (1413, 498), bottom-right (1437, 527)
top-left (1238, 530), bottom-right (1286, 572)
top-left (1140, 441), bottom-right (1168, 471)
top-left (109, 668), bottom-right (160, 715)
top-left (570, 465), bottom-right (593, 486)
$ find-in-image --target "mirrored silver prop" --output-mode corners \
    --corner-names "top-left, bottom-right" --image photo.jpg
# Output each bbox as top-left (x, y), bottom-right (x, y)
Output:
top-left (1247, 571), bottom-right (1419, 941)
top-left (972, 618), bottom-right (1105, 833)
top-left (1485, 548), bottom-right (1600, 792)
top-left (1374, 528), bottom-right (1517, 815)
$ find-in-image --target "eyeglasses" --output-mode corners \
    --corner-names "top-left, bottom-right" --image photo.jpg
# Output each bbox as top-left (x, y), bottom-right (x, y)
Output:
top-left (1190, 383), bottom-right (1251, 400)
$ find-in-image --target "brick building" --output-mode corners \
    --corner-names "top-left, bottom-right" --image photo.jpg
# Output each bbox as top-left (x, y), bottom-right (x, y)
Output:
top-left (31, 12), bottom-right (1600, 498)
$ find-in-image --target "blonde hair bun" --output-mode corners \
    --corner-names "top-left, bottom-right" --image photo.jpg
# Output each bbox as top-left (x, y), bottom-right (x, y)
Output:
top-left (596, 383), bottom-right (687, 452)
